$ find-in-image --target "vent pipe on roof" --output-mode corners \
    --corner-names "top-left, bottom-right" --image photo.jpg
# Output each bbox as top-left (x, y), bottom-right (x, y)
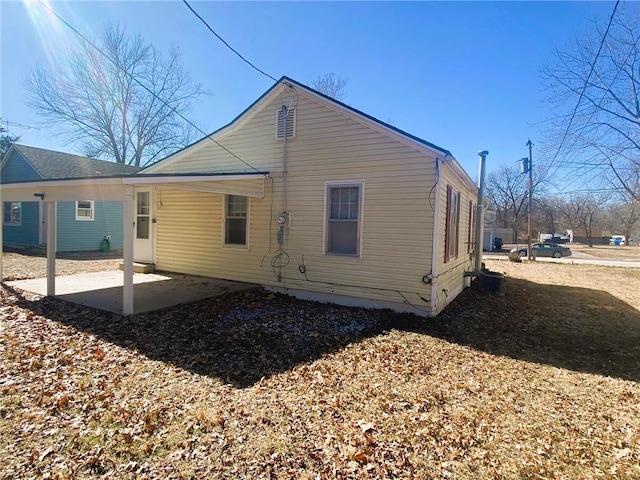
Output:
top-left (474, 150), bottom-right (489, 276)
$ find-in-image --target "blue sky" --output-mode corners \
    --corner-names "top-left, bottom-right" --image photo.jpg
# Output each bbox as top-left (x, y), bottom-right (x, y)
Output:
top-left (0, 1), bottom-right (615, 176)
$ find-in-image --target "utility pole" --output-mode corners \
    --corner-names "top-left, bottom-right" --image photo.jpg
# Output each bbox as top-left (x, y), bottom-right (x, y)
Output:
top-left (526, 139), bottom-right (533, 261)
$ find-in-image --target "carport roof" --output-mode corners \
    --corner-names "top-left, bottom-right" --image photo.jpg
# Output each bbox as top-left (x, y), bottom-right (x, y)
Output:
top-left (0, 171), bottom-right (269, 202)
top-left (1, 171), bottom-right (268, 185)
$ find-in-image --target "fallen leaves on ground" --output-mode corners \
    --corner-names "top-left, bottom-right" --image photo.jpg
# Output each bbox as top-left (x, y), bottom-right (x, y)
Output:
top-left (1, 259), bottom-right (639, 479)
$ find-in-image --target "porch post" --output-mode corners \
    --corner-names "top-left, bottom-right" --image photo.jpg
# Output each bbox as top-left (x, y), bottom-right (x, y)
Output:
top-left (123, 186), bottom-right (134, 315)
top-left (46, 201), bottom-right (56, 296)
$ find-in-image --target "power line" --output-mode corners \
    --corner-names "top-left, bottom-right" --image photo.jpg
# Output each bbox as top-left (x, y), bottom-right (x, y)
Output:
top-left (0, 118), bottom-right (39, 132)
top-left (36, 0), bottom-right (262, 173)
top-left (182, 0), bottom-right (279, 83)
top-left (552, 161), bottom-right (636, 170)
top-left (547, 187), bottom-right (618, 196)
top-left (547, 0), bottom-right (620, 170)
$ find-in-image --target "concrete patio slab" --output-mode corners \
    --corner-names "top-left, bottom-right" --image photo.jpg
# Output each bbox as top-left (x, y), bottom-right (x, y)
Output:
top-left (7, 270), bottom-right (255, 314)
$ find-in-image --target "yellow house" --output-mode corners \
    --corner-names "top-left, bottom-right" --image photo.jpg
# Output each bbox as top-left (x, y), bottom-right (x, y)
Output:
top-left (0, 77), bottom-right (478, 316)
top-left (136, 77), bottom-right (478, 316)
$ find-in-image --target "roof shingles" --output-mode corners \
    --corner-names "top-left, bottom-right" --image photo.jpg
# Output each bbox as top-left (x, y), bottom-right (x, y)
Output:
top-left (12, 145), bottom-right (140, 179)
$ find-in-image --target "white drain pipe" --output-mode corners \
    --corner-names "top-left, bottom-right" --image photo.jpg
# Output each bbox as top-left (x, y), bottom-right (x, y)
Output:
top-left (475, 150), bottom-right (489, 276)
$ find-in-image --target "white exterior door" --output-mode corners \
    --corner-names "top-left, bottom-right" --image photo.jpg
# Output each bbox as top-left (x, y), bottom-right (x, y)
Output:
top-left (133, 187), bottom-right (154, 263)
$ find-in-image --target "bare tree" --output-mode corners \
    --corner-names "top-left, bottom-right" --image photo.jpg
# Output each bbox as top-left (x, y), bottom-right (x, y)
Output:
top-left (486, 165), bottom-right (528, 242)
top-left (559, 192), bottom-right (610, 247)
top-left (26, 24), bottom-right (206, 167)
top-left (607, 187), bottom-right (640, 244)
top-left (535, 196), bottom-right (562, 236)
top-left (311, 73), bottom-right (348, 101)
top-left (541, 3), bottom-right (640, 201)
top-left (486, 164), bottom-right (548, 242)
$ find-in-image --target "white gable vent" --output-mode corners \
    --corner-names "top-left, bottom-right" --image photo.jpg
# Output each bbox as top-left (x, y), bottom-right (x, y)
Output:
top-left (276, 106), bottom-right (296, 140)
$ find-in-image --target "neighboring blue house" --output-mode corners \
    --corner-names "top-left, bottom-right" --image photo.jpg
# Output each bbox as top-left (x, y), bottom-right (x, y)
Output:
top-left (2, 144), bottom-right (140, 252)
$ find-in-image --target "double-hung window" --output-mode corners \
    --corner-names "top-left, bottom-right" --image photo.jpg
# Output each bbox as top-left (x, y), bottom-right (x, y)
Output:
top-left (76, 200), bottom-right (94, 221)
top-left (3, 201), bottom-right (21, 226)
top-left (326, 182), bottom-right (363, 256)
top-left (444, 185), bottom-right (460, 263)
top-left (225, 195), bottom-right (248, 246)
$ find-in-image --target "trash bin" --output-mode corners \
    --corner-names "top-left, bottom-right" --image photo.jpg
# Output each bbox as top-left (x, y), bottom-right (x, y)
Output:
top-left (100, 236), bottom-right (111, 253)
top-left (494, 237), bottom-right (503, 250)
top-left (480, 271), bottom-right (504, 293)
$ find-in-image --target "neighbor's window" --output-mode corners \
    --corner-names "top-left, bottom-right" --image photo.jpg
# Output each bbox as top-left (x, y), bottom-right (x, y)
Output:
top-left (225, 195), bottom-right (248, 246)
top-left (444, 185), bottom-right (460, 262)
top-left (76, 200), bottom-right (94, 221)
top-left (3, 201), bottom-right (21, 226)
top-left (326, 182), bottom-right (363, 256)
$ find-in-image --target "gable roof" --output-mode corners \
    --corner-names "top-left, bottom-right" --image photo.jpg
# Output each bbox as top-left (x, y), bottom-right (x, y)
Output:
top-left (5, 144), bottom-right (141, 180)
top-left (141, 75), bottom-right (455, 173)
top-left (282, 76), bottom-right (453, 156)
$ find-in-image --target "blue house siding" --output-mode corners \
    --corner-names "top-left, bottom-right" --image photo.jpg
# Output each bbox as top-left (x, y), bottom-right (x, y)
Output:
top-left (2, 150), bottom-right (42, 248)
top-left (3, 145), bottom-right (137, 251)
top-left (3, 202), bottom-right (40, 246)
top-left (1, 151), bottom-right (41, 182)
top-left (56, 201), bottom-right (124, 251)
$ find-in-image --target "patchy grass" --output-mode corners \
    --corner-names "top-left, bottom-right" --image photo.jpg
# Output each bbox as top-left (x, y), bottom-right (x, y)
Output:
top-left (1, 260), bottom-right (639, 479)
top-left (569, 244), bottom-right (640, 260)
top-left (1, 251), bottom-right (121, 281)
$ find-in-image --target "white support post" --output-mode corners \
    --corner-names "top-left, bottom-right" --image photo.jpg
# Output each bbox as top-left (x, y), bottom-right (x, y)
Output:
top-left (46, 201), bottom-right (56, 296)
top-left (123, 186), bottom-right (134, 315)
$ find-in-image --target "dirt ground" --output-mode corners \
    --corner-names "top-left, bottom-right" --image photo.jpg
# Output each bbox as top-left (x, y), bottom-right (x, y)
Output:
top-left (569, 243), bottom-right (640, 260)
top-left (484, 257), bottom-right (640, 309)
top-left (1, 253), bottom-right (639, 479)
top-left (1, 251), bottom-right (121, 281)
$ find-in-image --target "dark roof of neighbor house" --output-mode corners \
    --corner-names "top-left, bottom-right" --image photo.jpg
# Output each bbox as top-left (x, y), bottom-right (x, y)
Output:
top-left (9, 144), bottom-right (141, 179)
top-left (141, 75), bottom-right (452, 172)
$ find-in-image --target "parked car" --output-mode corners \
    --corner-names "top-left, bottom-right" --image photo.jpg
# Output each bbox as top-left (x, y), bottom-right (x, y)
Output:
top-left (543, 236), bottom-right (569, 244)
top-left (513, 243), bottom-right (572, 258)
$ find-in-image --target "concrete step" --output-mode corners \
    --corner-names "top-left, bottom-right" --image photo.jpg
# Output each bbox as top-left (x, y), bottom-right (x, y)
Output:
top-left (119, 262), bottom-right (156, 274)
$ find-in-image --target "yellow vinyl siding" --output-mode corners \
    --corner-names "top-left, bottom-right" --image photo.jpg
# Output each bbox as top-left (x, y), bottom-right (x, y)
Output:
top-left (154, 89), bottom-right (442, 313)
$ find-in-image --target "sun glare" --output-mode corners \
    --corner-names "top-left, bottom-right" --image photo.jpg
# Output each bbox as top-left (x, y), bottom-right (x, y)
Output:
top-left (22, 0), bottom-right (75, 67)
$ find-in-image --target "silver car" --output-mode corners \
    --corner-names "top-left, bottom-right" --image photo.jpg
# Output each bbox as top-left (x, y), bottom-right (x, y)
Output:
top-left (515, 243), bottom-right (572, 258)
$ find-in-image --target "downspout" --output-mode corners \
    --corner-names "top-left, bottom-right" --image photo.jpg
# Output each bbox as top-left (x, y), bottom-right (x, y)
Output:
top-left (430, 156), bottom-right (444, 314)
top-left (275, 104), bottom-right (289, 282)
top-left (282, 104), bottom-right (288, 214)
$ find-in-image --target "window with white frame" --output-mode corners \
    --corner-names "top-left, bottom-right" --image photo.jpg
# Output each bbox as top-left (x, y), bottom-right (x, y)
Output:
top-left (444, 185), bottom-right (460, 262)
top-left (75, 200), bottom-right (95, 221)
top-left (326, 182), bottom-right (363, 256)
top-left (3, 201), bottom-right (21, 226)
top-left (225, 195), bottom-right (248, 246)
